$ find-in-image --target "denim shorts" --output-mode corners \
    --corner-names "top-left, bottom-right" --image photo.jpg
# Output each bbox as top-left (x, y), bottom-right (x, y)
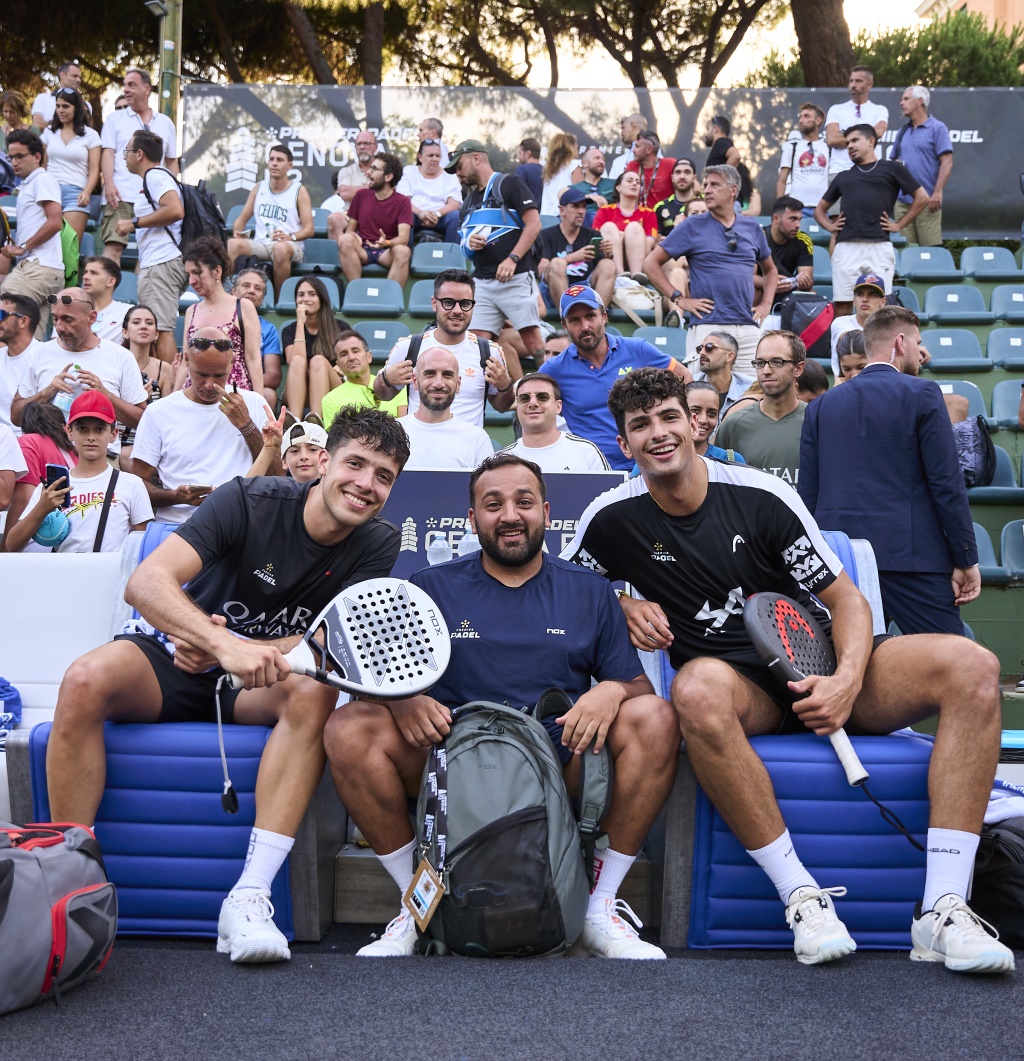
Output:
top-left (59, 184), bottom-right (88, 214)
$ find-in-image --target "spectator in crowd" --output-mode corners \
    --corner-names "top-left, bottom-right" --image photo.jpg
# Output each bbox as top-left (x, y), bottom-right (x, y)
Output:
top-left (40, 87), bottom-right (99, 243)
top-left (326, 130), bottom-right (379, 241)
top-left (99, 68), bottom-right (178, 266)
top-left (115, 129), bottom-right (186, 364)
top-left (685, 198), bottom-right (708, 217)
top-left (12, 287), bottom-right (147, 430)
top-left (232, 269), bottom-right (282, 412)
top-left (654, 158), bottom-right (699, 238)
top-left (397, 139), bottom-right (462, 244)
top-left (573, 147), bottom-right (616, 227)
top-left (320, 330), bottom-right (406, 430)
top-left (544, 285), bottom-right (688, 470)
top-left (448, 140), bottom-right (540, 373)
top-left (825, 66), bottom-right (888, 181)
top-left (703, 115), bottom-right (740, 169)
top-left (113, 95), bottom-right (128, 111)
top-left (131, 328), bottom-right (274, 522)
top-left (888, 85), bottom-right (954, 247)
top-left (319, 170), bottom-right (348, 216)
top-left (800, 305), bottom-right (978, 635)
top-left (280, 276), bottom-right (351, 423)
top-left (692, 330), bottom-right (755, 418)
top-left (179, 237), bottom-right (262, 393)
top-left (593, 171), bottom-right (658, 282)
top-left (247, 418), bottom-right (324, 483)
top-left (6, 392), bottom-right (152, 553)
top-left (502, 372), bottom-right (609, 471)
top-left (541, 329), bottom-right (570, 362)
top-left (80, 257), bottom-right (133, 343)
top-left (776, 103), bottom-right (830, 211)
top-left (540, 133), bottom-right (583, 216)
top-left (646, 165), bottom-right (778, 373)
top-left (398, 346), bottom-right (494, 470)
top-left (627, 130), bottom-right (675, 210)
top-left (1, 91), bottom-right (34, 154)
top-left (835, 328), bottom-right (868, 381)
top-left (338, 152), bottom-right (413, 288)
top-left (608, 112), bottom-right (646, 181)
top-left (685, 380), bottom-right (745, 463)
top-left (736, 162), bottom-right (763, 217)
top-left (30, 62), bottom-right (84, 128)
top-left (830, 272), bottom-right (886, 374)
top-left (760, 196), bottom-right (814, 297)
top-left (536, 188), bottom-right (615, 311)
top-left (118, 304), bottom-right (172, 469)
top-left (715, 330), bottom-right (806, 485)
top-left (797, 357), bottom-right (830, 402)
top-left (377, 269), bottom-right (513, 425)
top-left (814, 126), bottom-right (928, 317)
top-left (514, 138), bottom-right (544, 202)
top-left (720, 377), bottom-right (763, 421)
top-left (1, 130), bottom-right (64, 336)
top-left (228, 144), bottom-right (314, 300)
top-left (0, 294), bottom-right (43, 431)
top-left (0, 421), bottom-right (28, 512)
top-left (418, 117), bottom-right (449, 165)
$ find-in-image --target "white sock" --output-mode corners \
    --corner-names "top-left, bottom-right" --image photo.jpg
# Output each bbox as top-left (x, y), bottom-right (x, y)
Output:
top-left (588, 848), bottom-right (635, 909)
top-left (378, 838), bottom-right (417, 896)
top-left (922, 828), bottom-right (980, 911)
top-left (746, 830), bottom-right (818, 905)
top-left (232, 827), bottom-right (295, 894)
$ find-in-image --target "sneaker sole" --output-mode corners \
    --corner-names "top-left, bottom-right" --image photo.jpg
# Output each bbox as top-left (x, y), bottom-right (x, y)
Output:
top-left (796, 938), bottom-right (857, 966)
top-left (911, 944), bottom-right (1015, 973)
top-left (217, 935), bottom-right (291, 963)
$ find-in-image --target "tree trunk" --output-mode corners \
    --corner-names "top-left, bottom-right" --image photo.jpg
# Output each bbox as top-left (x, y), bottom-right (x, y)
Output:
top-left (208, 0), bottom-right (247, 83)
top-left (359, 1), bottom-right (385, 85)
top-left (282, 0), bottom-right (338, 85)
top-left (791, 0), bottom-right (854, 86)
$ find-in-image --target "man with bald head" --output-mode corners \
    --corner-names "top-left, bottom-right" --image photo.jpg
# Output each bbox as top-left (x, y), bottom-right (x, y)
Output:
top-left (131, 327), bottom-right (274, 522)
top-left (12, 286), bottom-right (147, 430)
top-left (398, 346), bottom-right (494, 470)
top-left (608, 113), bottom-right (647, 180)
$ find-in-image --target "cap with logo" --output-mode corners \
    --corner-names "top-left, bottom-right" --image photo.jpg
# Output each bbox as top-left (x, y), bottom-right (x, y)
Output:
top-left (559, 188), bottom-right (588, 206)
top-left (854, 273), bottom-right (885, 297)
top-left (559, 284), bottom-right (605, 318)
top-left (68, 391), bottom-right (117, 424)
top-left (444, 139), bottom-right (488, 174)
top-left (281, 421), bottom-right (328, 457)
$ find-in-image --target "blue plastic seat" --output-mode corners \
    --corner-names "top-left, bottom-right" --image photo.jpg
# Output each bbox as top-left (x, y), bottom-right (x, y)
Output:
top-left (114, 271), bottom-right (138, 304)
top-left (1000, 519), bottom-right (1024, 580)
top-left (276, 276), bottom-right (341, 314)
top-left (294, 238), bottom-right (341, 277)
top-left (79, 231), bottom-right (96, 259)
top-left (987, 327), bottom-right (1024, 369)
top-left (410, 243), bottom-right (466, 278)
top-left (973, 522), bottom-right (1010, 586)
top-left (990, 285), bottom-right (1024, 324)
top-left (632, 326), bottom-right (686, 361)
top-left (407, 279), bottom-right (436, 319)
top-left (961, 246), bottom-right (1022, 282)
top-left (936, 379), bottom-right (990, 423)
top-left (967, 446), bottom-right (1024, 504)
top-left (922, 285), bottom-right (993, 326)
top-left (898, 246), bottom-right (962, 283)
top-left (225, 204), bottom-right (245, 232)
top-left (922, 329), bottom-right (990, 373)
top-left (341, 278), bottom-right (404, 318)
top-left (811, 246), bottom-right (832, 284)
top-left (889, 286), bottom-right (925, 321)
top-left (990, 379), bottom-right (1023, 429)
top-left (353, 320), bottom-right (411, 358)
top-left (312, 208), bottom-right (331, 237)
top-left (799, 218), bottom-right (830, 246)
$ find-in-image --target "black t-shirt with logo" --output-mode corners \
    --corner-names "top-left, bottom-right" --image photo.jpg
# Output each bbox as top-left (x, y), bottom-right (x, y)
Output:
top-left (654, 197), bottom-right (688, 239)
top-left (763, 226), bottom-right (814, 277)
top-left (823, 160), bottom-right (922, 243)
top-left (560, 458), bottom-right (842, 671)
top-left (535, 223), bottom-right (603, 285)
top-left (459, 173), bottom-right (539, 279)
top-left (706, 137), bottom-right (736, 169)
top-left (174, 475), bottom-right (400, 640)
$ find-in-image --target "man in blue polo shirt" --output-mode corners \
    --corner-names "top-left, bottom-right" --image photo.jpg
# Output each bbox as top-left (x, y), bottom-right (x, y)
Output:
top-left (643, 164), bottom-right (778, 376)
top-left (543, 285), bottom-right (690, 470)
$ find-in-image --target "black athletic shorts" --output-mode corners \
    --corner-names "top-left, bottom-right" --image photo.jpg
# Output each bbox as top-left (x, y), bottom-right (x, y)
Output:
top-left (114, 632), bottom-right (242, 723)
top-left (727, 633), bottom-right (894, 735)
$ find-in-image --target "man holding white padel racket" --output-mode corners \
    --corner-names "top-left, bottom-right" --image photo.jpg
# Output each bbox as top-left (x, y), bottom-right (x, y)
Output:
top-left (46, 407), bottom-right (411, 965)
top-left (562, 367), bottom-right (1013, 974)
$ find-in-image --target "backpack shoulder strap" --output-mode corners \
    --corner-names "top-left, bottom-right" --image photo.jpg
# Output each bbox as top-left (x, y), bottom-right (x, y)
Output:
top-left (141, 166), bottom-right (183, 250)
top-left (577, 745), bottom-right (613, 886)
top-left (889, 123), bottom-right (911, 161)
top-left (407, 330), bottom-right (426, 369)
top-left (92, 468), bottom-right (119, 553)
top-left (477, 336), bottom-right (491, 370)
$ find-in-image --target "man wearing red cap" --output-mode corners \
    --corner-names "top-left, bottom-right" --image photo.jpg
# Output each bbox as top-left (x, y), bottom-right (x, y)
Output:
top-left (5, 391), bottom-right (152, 552)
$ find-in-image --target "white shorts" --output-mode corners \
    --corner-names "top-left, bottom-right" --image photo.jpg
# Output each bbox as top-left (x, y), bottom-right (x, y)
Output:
top-left (250, 238), bottom-right (306, 265)
top-left (831, 242), bottom-right (895, 301)
top-left (472, 272), bottom-right (542, 335)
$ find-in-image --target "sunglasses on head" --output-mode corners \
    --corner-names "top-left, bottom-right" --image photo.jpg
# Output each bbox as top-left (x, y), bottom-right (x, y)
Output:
top-left (190, 338), bottom-right (233, 352)
top-left (436, 297), bottom-right (475, 311)
top-left (55, 88), bottom-right (77, 99)
top-left (516, 391), bottom-right (554, 404)
top-left (47, 294), bottom-right (94, 307)
top-left (0, 308), bottom-right (27, 321)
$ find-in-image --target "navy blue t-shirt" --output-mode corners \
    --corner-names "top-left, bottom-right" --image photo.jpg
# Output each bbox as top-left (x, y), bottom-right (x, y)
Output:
top-left (408, 552), bottom-right (642, 712)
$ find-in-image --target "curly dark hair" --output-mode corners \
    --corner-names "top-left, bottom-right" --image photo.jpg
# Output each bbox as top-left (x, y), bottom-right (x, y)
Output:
top-left (607, 368), bottom-right (689, 438)
top-left (469, 452), bottom-right (546, 507)
top-left (325, 405), bottom-right (410, 472)
top-left (183, 235), bottom-right (232, 281)
top-left (375, 151), bottom-right (404, 188)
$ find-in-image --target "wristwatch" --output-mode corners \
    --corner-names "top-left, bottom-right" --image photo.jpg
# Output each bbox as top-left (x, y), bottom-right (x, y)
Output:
top-left (290, 234), bottom-right (296, 242)
top-left (508, 253), bottom-right (521, 264)
top-left (130, 216), bottom-right (140, 228)
top-left (669, 289), bottom-right (683, 302)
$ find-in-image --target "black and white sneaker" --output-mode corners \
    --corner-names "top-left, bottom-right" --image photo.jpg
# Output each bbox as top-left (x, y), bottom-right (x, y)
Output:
top-left (785, 886), bottom-right (857, 965)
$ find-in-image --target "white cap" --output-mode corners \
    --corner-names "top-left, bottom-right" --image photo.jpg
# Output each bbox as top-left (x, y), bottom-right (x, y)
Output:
top-left (281, 421), bottom-right (328, 457)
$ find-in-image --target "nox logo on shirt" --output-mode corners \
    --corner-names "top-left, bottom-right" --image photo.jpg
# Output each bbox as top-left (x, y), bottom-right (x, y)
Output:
top-left (451, 619), bottom-right (481, 639)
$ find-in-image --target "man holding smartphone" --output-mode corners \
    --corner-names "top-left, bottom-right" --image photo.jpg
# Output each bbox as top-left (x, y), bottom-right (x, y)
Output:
top-left (535, 189), bottom-right (615, 311)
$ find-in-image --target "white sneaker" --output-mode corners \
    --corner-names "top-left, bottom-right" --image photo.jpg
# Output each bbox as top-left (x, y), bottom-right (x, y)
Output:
top-left (911, 894), bottom-right (1015, 973)
top-left (571, 898), bottom-right (667, 960)
top-left (786, 886), bottom-right (857, 965)
top-left (216, 890), bottom-right (291, 963)
top-left (357, 909), bottom-right (417, 957)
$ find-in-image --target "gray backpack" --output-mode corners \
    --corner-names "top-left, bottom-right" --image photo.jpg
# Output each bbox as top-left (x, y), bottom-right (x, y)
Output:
top-left (0, 823), bottom-right (117, 1014)
top-left (415, 691), bottom-right (612, 957)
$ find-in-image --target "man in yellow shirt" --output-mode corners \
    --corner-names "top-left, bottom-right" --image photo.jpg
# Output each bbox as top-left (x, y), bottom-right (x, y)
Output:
top-left (322, 331), bottom-right (406, 428)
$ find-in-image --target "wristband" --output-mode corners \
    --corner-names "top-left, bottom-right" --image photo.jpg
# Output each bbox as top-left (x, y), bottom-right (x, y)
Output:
top-left (240, 420), bottom-right (259, 436)
top-left (496, 381), bottom-right (514, 393)
top-left (379, 367), bottom-right (391, 388)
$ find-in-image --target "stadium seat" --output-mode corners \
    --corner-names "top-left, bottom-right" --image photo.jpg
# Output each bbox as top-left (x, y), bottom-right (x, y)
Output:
top-left (812, 284), bottom-right (833, 303)
top-left (973, 522), bottom-right (1010, 586)
top-left (922, 285), bottom-right (993, 326)
top-left (276, 276), bottom-right (341, 313)
top-left (225, 204), bottom-right (245, 233)
top-left (410, 243), bottom-right (466, 278)
top-left (988, 327), bottom-right (1024, 369)
top-left (922, 328), bottom-right (990, 372)
top-left (312, 208), bottom-right (331, 237)
top-left (633, 326), bottom-right (686, 360)
top-left (811, 246), bottom-right (832, 284)
top-left (890, 286), bottom-right (924, 321)
top-left (799, 218), bottom-right (830, 246)
top-left (407, 279), bottom-right (436, 319)
top-left (294, 238), bottom-right (341, 277)
top-left (897, 246), bottom-right (962, 283)
top-left (936, 379), bottom-right (991, 425)
top-left (539, 213), bottom-right (559, 229)
top-left (990, 285), bottom-right (1024, 324)
top-left (1000, 519), bottom-right (1024, 580)
top-left (967, 445), bottom-right (1024, 505)
top-left (961, 246), bottom-right (1022, 282)
top-left (990, 379), bottom-right (1023, 430)
top-left (341, 278), bottom-right (404, 318)
top-left (114, 271), bottom-right (138, 303)
top-left (484, 408), bottom-right (514, 429)
top-left (79, 232), bottom-right (95, 260)
top-left (173, 315), bottom-right (185, 350)
top-left (178, 287), bottom-right (199, 312)
top-left (354, 320), bottom-right (411, 359)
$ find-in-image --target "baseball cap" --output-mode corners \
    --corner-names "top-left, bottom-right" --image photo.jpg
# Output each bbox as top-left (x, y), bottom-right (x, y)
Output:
top-left (68, 391), bottom-right (116, 424)
top-left (444, 139), bottom-right (488, 174)
top-left (854, 273), bottom-right (885, 296)
top-left (559, 188), bottom-right (588, 206)
top-left (281, 421), bottom-right (328, 457)
top-left (559, 284), bottom-right (604, 318)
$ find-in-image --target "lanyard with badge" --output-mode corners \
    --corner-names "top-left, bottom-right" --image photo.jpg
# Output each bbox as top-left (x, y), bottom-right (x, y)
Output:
top-left (404, 743), bottom-right (448, 930)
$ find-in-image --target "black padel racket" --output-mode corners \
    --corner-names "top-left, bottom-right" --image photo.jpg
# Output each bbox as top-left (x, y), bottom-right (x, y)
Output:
top-left (743, 591), bottom-right (868, 786)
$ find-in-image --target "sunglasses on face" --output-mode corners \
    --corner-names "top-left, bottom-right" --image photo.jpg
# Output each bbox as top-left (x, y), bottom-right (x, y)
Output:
top-left (751, 358), bottom-right (798, 371)
top-left (696, 343), bottom-right (723, 354)
top-left (190, 338), bottom-right (233, 352)
top-left (47, 295), bottom-right (94, 307)
top-left (0, 309), bottom-right (27, 321)
top-left (435, 297), bottom-right (475, 311)
top-left (516, 391), bottom-right (554, 404)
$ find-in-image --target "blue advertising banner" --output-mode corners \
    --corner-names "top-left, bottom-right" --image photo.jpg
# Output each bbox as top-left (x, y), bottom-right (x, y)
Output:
top-left (380, 469), bottom-right (625, 578)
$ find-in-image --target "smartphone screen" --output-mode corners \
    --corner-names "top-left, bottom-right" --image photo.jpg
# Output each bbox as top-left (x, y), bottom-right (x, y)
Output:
top-left (590, 236), bottom-right (602, 250)
top-left (45, 464), bottom-right (71, 509)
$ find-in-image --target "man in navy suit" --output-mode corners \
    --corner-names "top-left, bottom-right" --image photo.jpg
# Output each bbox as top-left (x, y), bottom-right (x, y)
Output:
top-left (799, 304), bottom-right (978, 635)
